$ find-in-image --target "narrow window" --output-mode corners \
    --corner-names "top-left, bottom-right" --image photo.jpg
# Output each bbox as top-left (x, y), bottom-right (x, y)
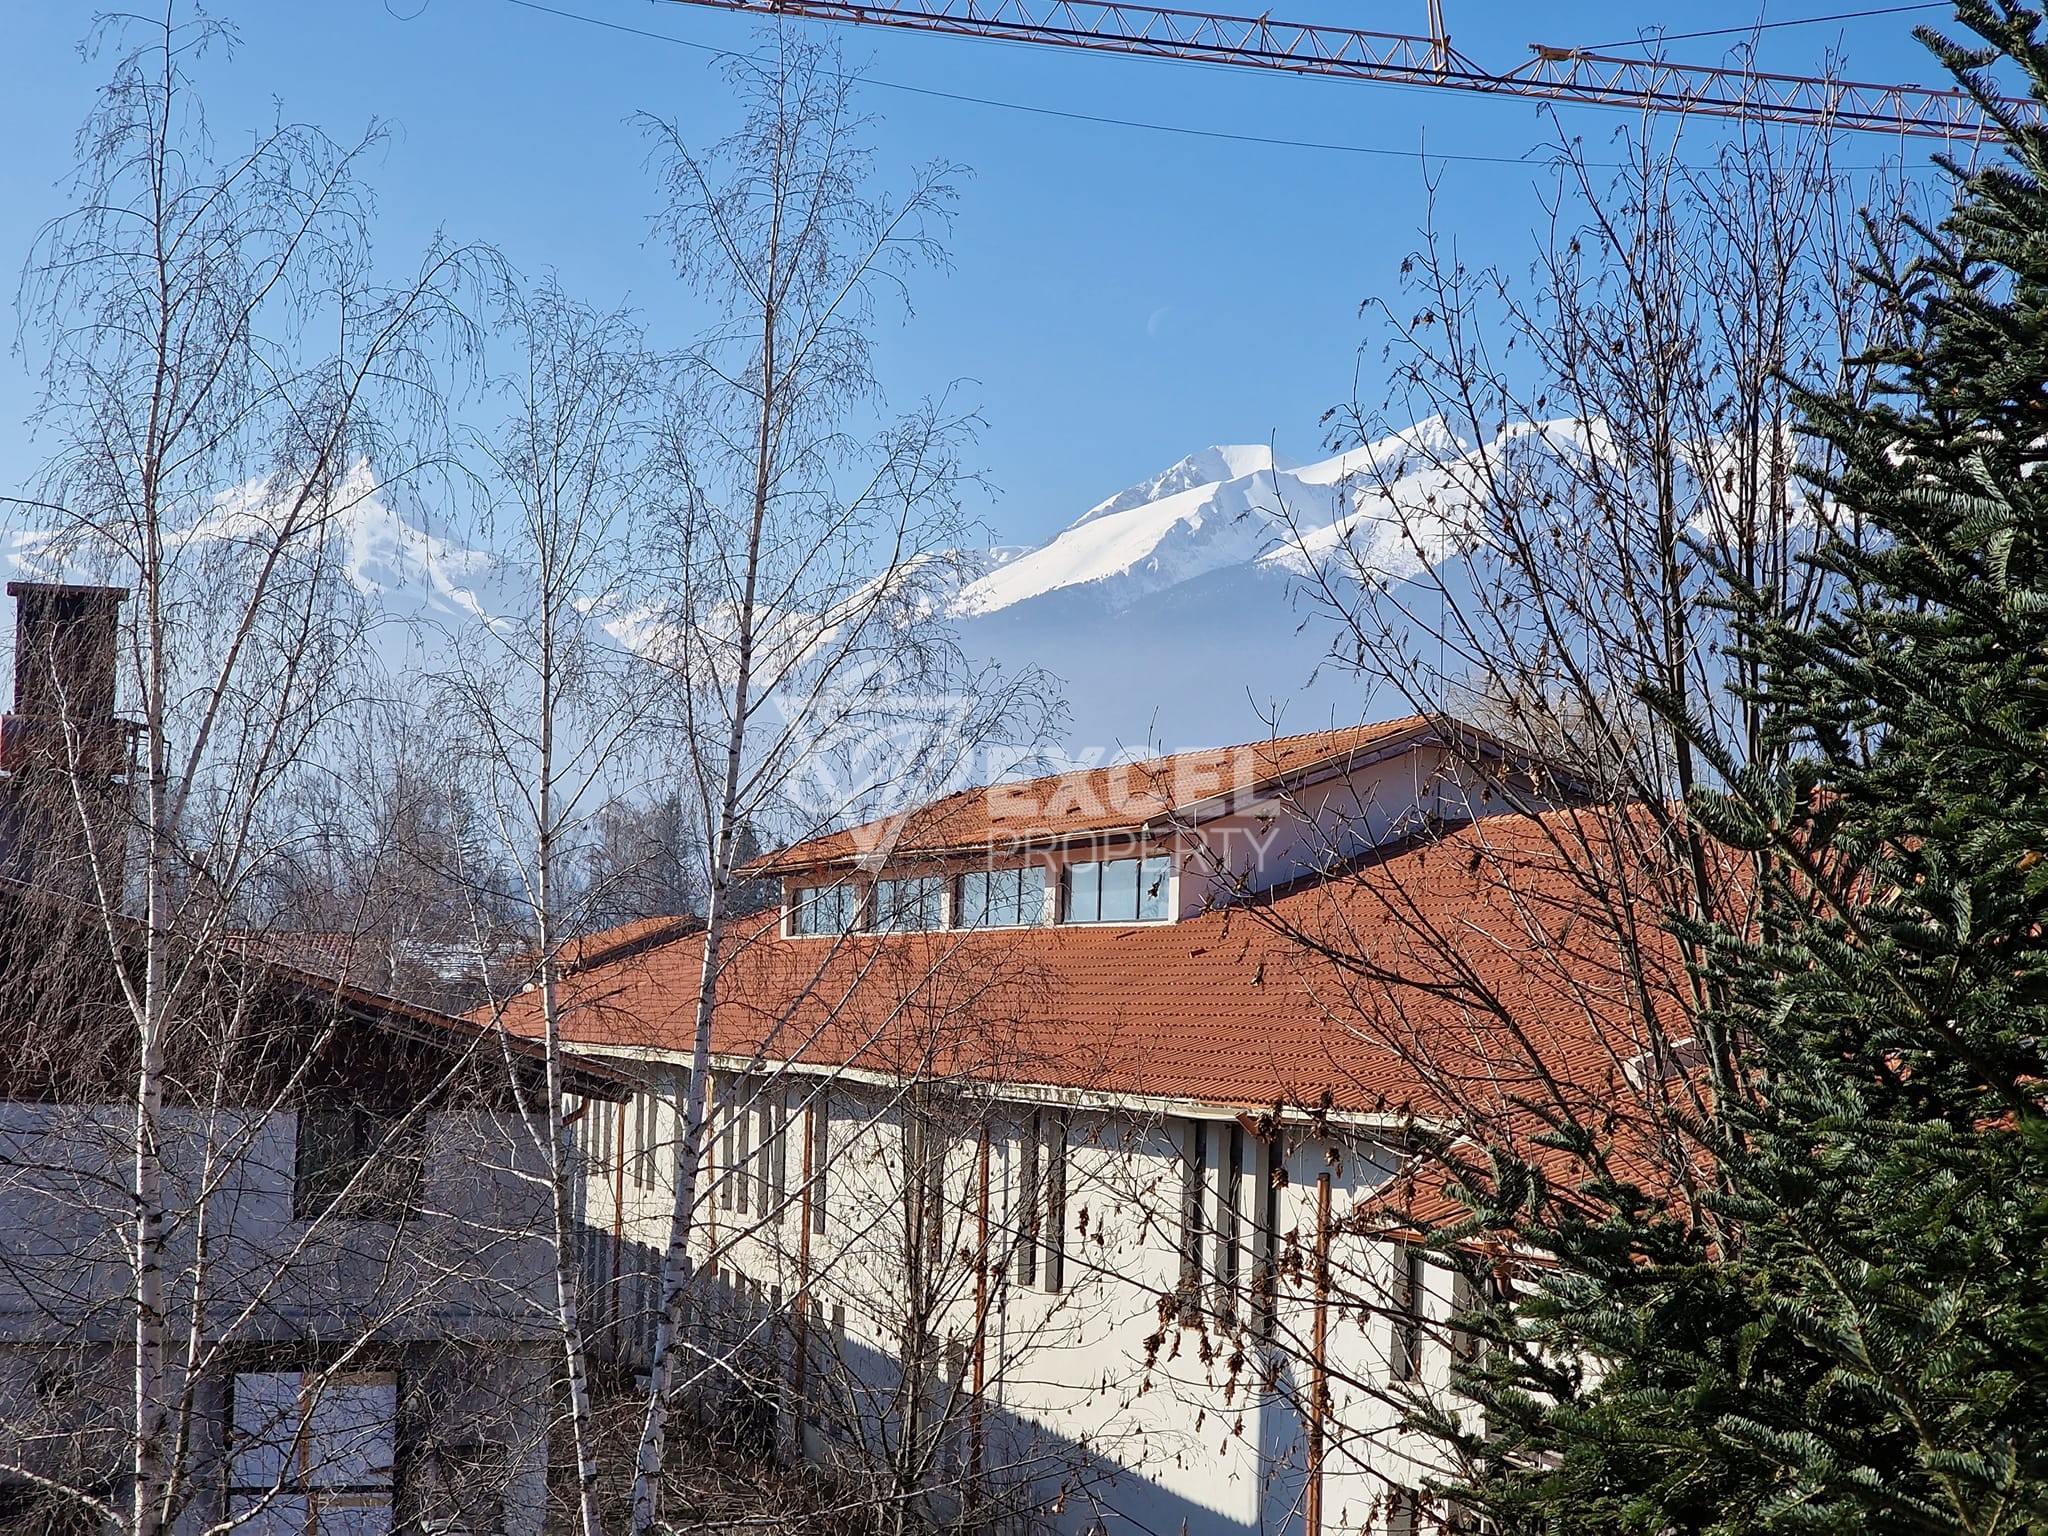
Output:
top-left (808, 1093), bottom-right (829, 1236)
top-left (1063, 862), bottom-right (1101, 923)
top-left (1099, 856), bottom-right (1140, 920)
top-left (1217, 1119), bottom-right (1244, 1300)
top-left (1252, 1130), bottom-right (1283, 1339)
top-left (1015, 1113), bottom-right (1040, 1287)
top-left (956, 869), bottom-right (987, 929)
top-left (586, 1100), bottom-right (610, 1176)
top-left (1390, 1245), bottom-right (1426, 1382)
top-left (719, 1087), bottom-right (736, 1213)
top-left (1044, 1111), bottom-right (1068, 1293)
top-left (1386, 1488), bottom-right (1419, 1536)
top-left (763, 1093), bottom-right (787, 1220)
top-left (632, 1087), bottom-right (657, 1190)
top-left (735, 1101), bottom-right (752, 1217)
top-left (1451, 1267), bottom-right (1494, 1367)
top-left (1178, 1120), bottom-right (1207, 1318)
top-left (1138, 854), bottom-right (1172, 920)
top-left (1016, 866), bottom-right (1048, 925)
top-left (923, 1113), bottom-right (947, 1256)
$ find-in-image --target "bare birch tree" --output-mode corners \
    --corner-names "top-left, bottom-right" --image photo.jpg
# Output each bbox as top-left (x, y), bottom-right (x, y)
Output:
top-left (0, 11), bottom-right (529, 1534)
top-left (1238, 113), bottom-right (1926, 1507)
top-left (437, 277), bottom-right (665, 1536)
top-left (624, 34), bottom-right (1054, 1531)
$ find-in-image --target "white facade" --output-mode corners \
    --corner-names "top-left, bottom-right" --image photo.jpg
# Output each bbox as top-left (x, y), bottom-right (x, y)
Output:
top-left (571, 730), bottom-right (1534, 1534)
top-left (578, 1067), bottom-right (1481, 1536)
top-left (0, 1099), bottom-right (565, 1536)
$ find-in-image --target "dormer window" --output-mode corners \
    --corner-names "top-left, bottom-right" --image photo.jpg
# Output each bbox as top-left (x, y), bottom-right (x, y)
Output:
top-left (1063, 855), bottom-right (1171, 923)
top-left (956, 867), bottom-right (1046, 929)
top-left (789, 882), bottom-right (860, 936)
top-left (872, 876), bottom-right (943, 932)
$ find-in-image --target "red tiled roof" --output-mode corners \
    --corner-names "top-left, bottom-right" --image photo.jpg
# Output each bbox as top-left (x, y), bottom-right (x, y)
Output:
top-left (495, 809), bottom-right (1690, 1132)
top-left (753, 715), bottom-right (1455, 873)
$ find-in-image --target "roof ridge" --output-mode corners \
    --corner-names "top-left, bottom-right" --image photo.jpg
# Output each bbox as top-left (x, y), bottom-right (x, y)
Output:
top-left (759, 714), bottom-right (1458, 872)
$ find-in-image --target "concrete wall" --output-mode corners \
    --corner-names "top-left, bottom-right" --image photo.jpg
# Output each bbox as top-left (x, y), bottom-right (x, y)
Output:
top-left (0, 1102), bottom-right (560, 1535)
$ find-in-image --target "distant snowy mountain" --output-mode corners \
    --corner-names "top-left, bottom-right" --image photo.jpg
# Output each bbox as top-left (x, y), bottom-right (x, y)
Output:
top-left (952, 420), bottom-right (1478, 621)
top-left (4, 461), bottom-right (500, 636)
top-left (947, 420), bottom-right (1506, 750)
top-left (0, 424), bottom-right (1618, 758)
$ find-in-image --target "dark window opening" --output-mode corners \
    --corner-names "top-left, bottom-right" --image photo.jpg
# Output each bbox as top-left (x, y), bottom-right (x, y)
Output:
top-left (1216, 1119), bottom-right (1245, 1316)
top-left (808, 1094), bottom-right (829, 1236)
top-left (1044, 1110), bottom-right (1068, 1293)
top-left (294, 1106), bottom-right (423, 1222)
top-left (1177, 1119), bottom-right (1208, 1322)
top-left (735, 1102), bottom-right (752, 1217)
top-left (1390, 1244), bottom-right (1428, 1382)
top-left (1015, 1113), bottom-right (1040, 1287)
top-left (1253, 1131), bottom-right (1283, 1339)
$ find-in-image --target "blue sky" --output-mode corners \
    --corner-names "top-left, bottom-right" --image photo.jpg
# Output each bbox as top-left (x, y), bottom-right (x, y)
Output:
top-left (0, 1), bottom-right (1980, 548)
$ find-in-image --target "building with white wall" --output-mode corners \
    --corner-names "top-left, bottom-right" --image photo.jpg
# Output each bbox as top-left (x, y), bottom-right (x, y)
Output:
top-left (0, 897), bottom-right (629, 1536)
top-left (532, 716), bottom-right (1627, 1535)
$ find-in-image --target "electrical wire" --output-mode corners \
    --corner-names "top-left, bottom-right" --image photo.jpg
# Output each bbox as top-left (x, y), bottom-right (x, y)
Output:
top-left (499, 0), bottom-right (1572, 162)
top-left (497, 0), bottom-right (1935, 170)
top-left (1585, 3), bottom-right (1949, 53)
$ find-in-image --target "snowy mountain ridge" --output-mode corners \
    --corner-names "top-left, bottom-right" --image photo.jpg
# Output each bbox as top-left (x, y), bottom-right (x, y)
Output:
top-left (952, 416), bottom-right (1491, 619)
top-left (0, 419), bottom-right (1604, 750)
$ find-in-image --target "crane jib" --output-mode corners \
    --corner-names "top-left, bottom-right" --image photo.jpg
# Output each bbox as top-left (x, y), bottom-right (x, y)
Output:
top-left (654, 0), bottom-right (2036, 142)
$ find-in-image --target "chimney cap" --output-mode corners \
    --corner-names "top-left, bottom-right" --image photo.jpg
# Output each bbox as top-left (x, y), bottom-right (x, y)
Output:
top-left (5, 583), bottom-right (127, 604)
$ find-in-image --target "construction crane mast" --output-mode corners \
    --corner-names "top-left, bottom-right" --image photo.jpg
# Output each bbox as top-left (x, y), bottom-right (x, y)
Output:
top-left (653, 0), bottom-right (2036, 140)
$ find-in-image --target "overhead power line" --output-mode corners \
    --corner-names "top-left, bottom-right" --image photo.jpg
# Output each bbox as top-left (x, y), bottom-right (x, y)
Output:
top-left (1587, 3), bottom-right (1950, 54)
top-left (499, 0), bottom-right (1577, 164)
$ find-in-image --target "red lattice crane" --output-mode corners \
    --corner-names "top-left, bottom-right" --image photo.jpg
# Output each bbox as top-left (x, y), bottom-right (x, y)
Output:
top-left (654, 0), bottom-right (2038, 140)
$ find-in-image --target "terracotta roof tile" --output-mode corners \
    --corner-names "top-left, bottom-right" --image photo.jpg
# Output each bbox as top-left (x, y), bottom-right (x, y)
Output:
top-left (495, 809), bottom-right (1689, 1131)
top-left (754, 715), bottom-right (1446, 872)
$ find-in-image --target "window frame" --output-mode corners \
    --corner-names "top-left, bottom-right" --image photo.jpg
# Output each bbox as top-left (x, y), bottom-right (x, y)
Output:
top-left (871, 874), bottom-right (944, 932)
top-left (788, 880), bottom-right (861, 937)
top-left (955, 865), bottom-right (1046, 929)
top-left (293, 1105), bottom-right (424, 1223)
top-left (1062, 853), bottom-right (1173, 924)
top-left (229, 1368), bottom-right (398, 1524)
top-left (1390, 1243), bottom-right (1428, 1383)
top-left (1015, 1113), bottom-right (1041, 1287)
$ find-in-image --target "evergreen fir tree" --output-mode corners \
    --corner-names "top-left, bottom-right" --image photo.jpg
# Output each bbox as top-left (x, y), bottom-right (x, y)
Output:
top-left (1430, 7), bottom-right (2048, 1531)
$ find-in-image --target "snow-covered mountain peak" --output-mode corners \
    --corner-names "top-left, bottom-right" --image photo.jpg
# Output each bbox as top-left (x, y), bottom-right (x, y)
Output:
top-left (2, 460), bottom-right (501, 633)
top-left (1068, 443), bottom-right (1297, 533)
top-left (954, 427), bottom-right (1457, 620)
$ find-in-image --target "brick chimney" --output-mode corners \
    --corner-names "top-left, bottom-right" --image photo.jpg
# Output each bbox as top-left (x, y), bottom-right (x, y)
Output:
top-left (1, 584), bottom-right (129, 771)
top-left (0, 582), bottom-right (136, 894)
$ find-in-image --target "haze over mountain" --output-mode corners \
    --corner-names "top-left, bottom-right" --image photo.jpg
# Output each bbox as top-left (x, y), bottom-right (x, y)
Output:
top-left (0, 419), bottom-right (1587, 759)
